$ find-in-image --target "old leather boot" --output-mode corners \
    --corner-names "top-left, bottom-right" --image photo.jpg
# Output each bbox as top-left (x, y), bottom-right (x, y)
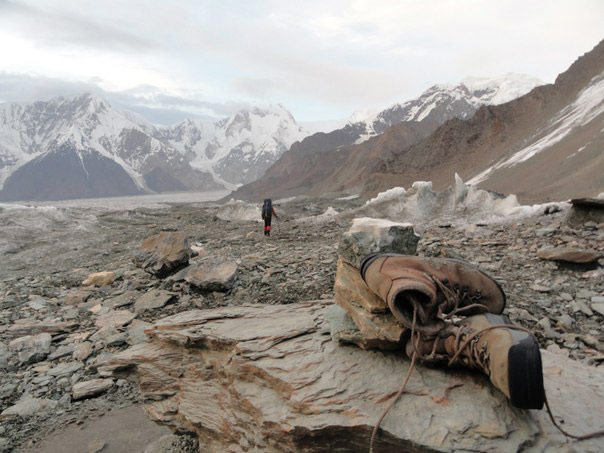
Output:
top-left (360, 253), bottom-right (506, 334)
top-left (407, 313), bottom-right (545, 409)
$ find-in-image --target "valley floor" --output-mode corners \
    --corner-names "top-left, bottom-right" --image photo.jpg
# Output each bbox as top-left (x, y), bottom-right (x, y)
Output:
top-left (0, 196), bottom-right (602, 451)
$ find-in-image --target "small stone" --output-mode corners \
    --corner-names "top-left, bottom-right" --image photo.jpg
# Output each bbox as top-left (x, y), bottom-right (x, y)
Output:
top-left (537, 246), bottom-right (601, 264)
top-left (536, 227), bottom-right (557, 237)
top-left (531, 284), bottom-right (551, 293)
top-left (48, 361), bottom-right (83, 377)
top-left (8, 333), bottom-right (52, 364)
top-left (591, 303), bottom-right (604, 317)
top-left (185, 262), bottom-right (238, 292)
top-left (82, 272), bottom-right (116, 287)
top-left (88, 440), bottom-right (106, 453)
top-left (559, 292), bottom-right (573, 301)
top-left (95, 310), bottom-right (136, 329)
top-left (73, 342), bottom-right (93, 361)
top-left (591, 296), bottom-right (604, 304)
top-left (27, 298), bottom-right (48, 311)
top-left (72, 378), bottom-right (113, 400)
top-left (48, 344), bottom-right (75, 361)
top-left (571, 300), bottom-right (593, 317)
top-left (338, 217), bottom-right (419, 268)
top-left (65, 288), bottom-right (95, 306)
top-left (127, 320), bottom-right (152, 345)
top-left (536, 317), bottom-right (551, 330)
top-left (134, 290), bottom-right (176, 314)
top-left (557, 314), bottom-right (574, 330)
top-left (577, 289), bottom-right (597, 299)
top-left (7, 320), bottom-right (78, 338)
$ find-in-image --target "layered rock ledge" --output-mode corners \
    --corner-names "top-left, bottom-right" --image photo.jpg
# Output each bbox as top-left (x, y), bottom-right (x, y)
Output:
top-left (98, 301), bottom-right (604, 452)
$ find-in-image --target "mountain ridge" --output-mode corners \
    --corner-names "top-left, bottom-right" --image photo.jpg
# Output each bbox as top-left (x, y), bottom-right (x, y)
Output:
top-left (228, 73), bottom-right (544, 201)
top-left (0, 94), bottom-right (307, 201)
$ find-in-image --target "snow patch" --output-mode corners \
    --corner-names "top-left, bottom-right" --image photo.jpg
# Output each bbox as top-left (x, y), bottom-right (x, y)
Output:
top-left (337, 194), bottom-right (360, 201)
top-left (469, 72), bottom-right (604, 185)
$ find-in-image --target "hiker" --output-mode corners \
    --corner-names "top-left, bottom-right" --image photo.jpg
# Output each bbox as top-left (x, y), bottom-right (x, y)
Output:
top-left (261, 198), bottom-right (278, 236)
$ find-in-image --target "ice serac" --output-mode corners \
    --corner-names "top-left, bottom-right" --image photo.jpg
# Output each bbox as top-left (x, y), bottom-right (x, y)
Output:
top-left (98, 302), bottom-right (604, 452)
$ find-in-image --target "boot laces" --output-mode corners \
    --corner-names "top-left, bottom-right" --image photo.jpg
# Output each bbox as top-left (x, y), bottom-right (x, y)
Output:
top-left (430, 274), bottom-right (488, 317)
top-left (449, 324), bottom-right (490, 372)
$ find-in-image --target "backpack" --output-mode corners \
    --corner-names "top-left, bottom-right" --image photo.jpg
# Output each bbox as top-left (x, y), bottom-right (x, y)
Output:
top-left (261, 199), bottom-right (272, 219)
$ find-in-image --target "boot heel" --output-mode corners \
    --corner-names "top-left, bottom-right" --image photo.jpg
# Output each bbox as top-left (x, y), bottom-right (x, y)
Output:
top-left (508, 335), bottom-right (545, 409)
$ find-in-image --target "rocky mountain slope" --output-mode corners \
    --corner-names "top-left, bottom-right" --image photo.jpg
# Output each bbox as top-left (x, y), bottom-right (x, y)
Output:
top-left (229, 74), bottom-right (542, 201)
top-left (0, 96), bottom-right (307, 201)
top-left (366, 39), bottom-right (604, 203)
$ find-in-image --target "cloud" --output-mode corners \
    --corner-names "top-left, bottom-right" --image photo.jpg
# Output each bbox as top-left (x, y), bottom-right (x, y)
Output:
top-left (0, 0), bottom-right (154, 52)
top-left (0, 0), bottom-right (602, 121)
top-left (0, 72), bottom-right (248, 124)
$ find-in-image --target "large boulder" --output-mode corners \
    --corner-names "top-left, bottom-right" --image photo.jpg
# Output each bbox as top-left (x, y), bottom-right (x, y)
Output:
top-left (98, 302), bottom-right (604, 452)
top-left (338, 217), bottom-right (419, 268)
top-left (134, 232), bottom-right (190, 277)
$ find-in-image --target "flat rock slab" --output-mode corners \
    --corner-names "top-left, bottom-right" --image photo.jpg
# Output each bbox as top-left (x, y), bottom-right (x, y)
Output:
top-left (184, 262), bottom-right (238, 292)
top-left (134, 290), bottom-right (176, 314)
top-left (338, 217), bottom-right (419, 268)
top-left (98, 302), bottom-right (604, 452)
top-left (537, 246), bottom-right (602, 264)
top-left (7, 320), bottom-right (79, 338)
top-left (95, 310), bottom-right (137, 329)
top-left (72, 378), bottom-right (114, 400)
top-left (1, 396), bottom-right (58, 417)
top-left (134, 232), bottom-right (190, 277)
top-left (48, 361), bottom-right (83, 377)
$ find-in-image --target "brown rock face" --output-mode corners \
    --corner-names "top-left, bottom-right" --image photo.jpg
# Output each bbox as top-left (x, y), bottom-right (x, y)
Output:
top-left (133, 232), bottom-right (190, 277)
top-left (98, 302), bottom-right (604, 452)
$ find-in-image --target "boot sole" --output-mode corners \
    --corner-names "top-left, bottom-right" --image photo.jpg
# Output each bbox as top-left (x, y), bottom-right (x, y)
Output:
top-left (360, 252), bottom-right (506, 311)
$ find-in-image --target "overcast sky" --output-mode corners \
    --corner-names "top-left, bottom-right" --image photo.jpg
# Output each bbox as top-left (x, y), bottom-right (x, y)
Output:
top-left (0, 0), bottom-right (603, 124)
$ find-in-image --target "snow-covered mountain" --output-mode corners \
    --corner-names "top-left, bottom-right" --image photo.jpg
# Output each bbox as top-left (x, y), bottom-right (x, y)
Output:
top-left (159, 104), bottom-right (308, 186)
top-left (0, 94), bottom-right (308, 201)
top-left (349, 73), bottom-right (543, 143)
top-left (230, 73), bottom-right (544, 201)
